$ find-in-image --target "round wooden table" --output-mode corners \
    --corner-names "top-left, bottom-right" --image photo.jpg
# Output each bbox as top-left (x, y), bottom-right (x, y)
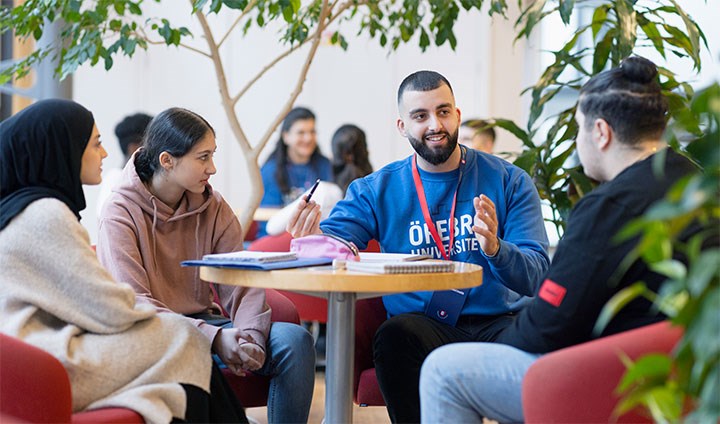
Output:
top-left (200, 262), bottom-right (483, 424)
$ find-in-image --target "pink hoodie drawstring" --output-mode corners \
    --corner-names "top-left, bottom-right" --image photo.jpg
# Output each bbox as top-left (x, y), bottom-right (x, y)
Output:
top-left (149, 196), bottom-right (159, 270)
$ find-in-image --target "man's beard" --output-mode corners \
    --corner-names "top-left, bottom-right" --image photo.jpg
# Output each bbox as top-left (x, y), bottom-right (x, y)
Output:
top-left (408, 128), bottom-right (459, 165)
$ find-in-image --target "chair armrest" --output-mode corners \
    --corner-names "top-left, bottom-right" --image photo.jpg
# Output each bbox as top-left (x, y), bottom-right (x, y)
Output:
top-left (266, 289), bottom-right (301, 324)
top-left (0, 333), bottom-right (73, 423)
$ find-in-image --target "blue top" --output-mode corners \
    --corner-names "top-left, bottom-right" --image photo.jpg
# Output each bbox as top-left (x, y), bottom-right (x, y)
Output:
top-left (260, 155), bottom-right (333, 207)
top-left (320, 148), bottom-right (550, 317)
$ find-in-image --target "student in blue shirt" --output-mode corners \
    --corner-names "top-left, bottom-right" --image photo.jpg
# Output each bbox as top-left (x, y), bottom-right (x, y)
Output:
top-left (260, 107), bottom-right (333, 208)
top-left (418, 55), bottom-right (703, 424)
top-left (287, 70), bottom-right (550, 423)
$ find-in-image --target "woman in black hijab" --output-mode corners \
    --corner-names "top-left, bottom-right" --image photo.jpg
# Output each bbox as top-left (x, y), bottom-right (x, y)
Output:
top-left (0, 99), bottom-right (95, 228)
top-left (0, 99), bottom-right (247, 423)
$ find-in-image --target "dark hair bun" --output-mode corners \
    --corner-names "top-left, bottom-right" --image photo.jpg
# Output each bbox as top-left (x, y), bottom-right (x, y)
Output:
top-left (620, 56), bottom-right (658, 84)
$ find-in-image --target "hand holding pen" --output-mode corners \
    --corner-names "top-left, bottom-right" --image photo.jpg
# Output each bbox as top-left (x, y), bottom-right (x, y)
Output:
top-left (287, 178), bottom-right (323, 237)
top-left (305, 178), bottom-right (321, 202)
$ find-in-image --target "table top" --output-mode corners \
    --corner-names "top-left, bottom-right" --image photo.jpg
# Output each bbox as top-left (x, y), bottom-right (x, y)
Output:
top-left (199, 262), bottom-right (483, 293)
top-left (252, 207), bottom-right (282, 221)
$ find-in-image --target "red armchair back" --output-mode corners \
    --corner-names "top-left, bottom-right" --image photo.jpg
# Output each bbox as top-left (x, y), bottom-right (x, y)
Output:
top-left (522, 321), bottom-right (683, 423)
top-left (0, 333), bottom-right (143, 423)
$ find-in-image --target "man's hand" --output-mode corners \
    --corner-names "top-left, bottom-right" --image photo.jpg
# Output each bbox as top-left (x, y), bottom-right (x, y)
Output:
top-left (472, 195), bottom-right (500, 256)
top-left (212, 328), bottom-right (266, 376)
top-left (286, 198), bottom-right (323, 238)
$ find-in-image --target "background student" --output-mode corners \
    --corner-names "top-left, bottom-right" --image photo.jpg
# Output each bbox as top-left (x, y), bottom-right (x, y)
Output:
top-left (261, 106), bottom-right (333, 207)
top-left (97, 112), bottom-right (153, 214)
top-left (265, 123), bottom-right (373, 236)
top-left (458, 118), bottom-right (496, 154)
top-left (420, 56), bottom-right (705, 424)
top-left (287, 70), bottom-right (549, 423)
top-left (0, 99), bottom-right (246, 423)
top-left (96, 107), bottom-right (315, 424)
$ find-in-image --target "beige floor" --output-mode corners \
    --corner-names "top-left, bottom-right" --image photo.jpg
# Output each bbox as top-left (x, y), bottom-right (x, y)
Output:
top-left (245, 371), bottom-right (391, 424)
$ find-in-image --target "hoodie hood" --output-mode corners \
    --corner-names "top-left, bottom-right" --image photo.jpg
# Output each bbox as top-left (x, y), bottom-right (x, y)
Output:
top-left (115, 151), bottom-right (214, 223)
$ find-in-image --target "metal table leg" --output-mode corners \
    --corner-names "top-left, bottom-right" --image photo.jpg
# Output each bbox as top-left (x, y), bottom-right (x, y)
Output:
top-left (325, 291), bottom-right (356, 423)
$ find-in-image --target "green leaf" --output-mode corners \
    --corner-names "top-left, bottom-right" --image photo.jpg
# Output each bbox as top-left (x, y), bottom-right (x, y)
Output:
top-left (595, 282), bottom-right (648, 335)
top-left (616, 353), bottom-right (673, 393)
top-left (493, 119), bottom-right (534, 148)
top-left (668, 0), bottom-right (702, 69)
top-left (591, 5), bottom-right (609, 41)
top-left (650, 259), bottom-right (687, 281)
top-left (638, 16), bottom-right (665, 59)
top-left (592, 29), bottom-right (613, 74)
top-left (558, 0), bottom-right (574, 25)
top-left (686, 250), bottom-right (720, 297)
top-left (614, 0), bottom-right (637, 59)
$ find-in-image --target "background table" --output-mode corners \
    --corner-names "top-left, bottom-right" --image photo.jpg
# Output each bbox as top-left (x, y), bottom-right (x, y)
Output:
top-left (200, 262), bottom-right (483, 423)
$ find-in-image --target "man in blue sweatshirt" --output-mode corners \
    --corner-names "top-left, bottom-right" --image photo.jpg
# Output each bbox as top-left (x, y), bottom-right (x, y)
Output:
top-left (287, 70), bottom-right (550, 423)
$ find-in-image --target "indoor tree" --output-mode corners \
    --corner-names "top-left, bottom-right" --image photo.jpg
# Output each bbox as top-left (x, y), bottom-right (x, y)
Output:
top-left (0, 0), bottom-right (506, 232)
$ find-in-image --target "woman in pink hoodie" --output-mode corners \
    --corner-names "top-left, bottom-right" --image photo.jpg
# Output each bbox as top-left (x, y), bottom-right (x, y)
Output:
top-left (97, 107), bottom-right (315, 424)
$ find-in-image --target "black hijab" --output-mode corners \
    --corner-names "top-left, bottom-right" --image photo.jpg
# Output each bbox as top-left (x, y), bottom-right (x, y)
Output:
top-left (0, 99), bottom-right (95, 230)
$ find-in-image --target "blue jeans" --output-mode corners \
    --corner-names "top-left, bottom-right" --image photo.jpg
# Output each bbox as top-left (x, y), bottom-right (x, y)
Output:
top-left (420, 342), bottom-right (541, 423)
top-left (200, 315), bottom-right (316, 424)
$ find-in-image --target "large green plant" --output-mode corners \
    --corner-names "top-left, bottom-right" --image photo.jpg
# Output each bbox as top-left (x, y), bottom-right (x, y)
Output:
top-left (502, 0), bottom-right (707, 237)
top-left (595, 82), bottom-right (719, 423)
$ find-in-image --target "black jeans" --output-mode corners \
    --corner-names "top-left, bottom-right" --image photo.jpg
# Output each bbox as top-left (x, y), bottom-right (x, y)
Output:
top-left (373, 312), bottom-right (516, 424)
top-left (177, 362), bottom-right (248, 423)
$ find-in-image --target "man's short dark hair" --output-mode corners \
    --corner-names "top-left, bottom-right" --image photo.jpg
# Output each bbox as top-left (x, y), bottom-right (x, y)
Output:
top-left (397, 70), bottom-right (454, 105)
top-left (115, 113), bottom-right (153, 156)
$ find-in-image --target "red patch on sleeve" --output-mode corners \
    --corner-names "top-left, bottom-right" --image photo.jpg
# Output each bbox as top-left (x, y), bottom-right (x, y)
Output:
top-left (538, 279), bottom-right (567, 307)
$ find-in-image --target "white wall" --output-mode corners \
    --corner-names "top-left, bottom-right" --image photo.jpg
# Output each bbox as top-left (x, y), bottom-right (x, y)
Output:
top-left (75, 2), bottom-right (719, 243)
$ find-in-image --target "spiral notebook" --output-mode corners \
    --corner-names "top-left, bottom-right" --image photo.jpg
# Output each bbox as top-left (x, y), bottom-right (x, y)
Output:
top-left (345, 260), bottom-right (454, 274)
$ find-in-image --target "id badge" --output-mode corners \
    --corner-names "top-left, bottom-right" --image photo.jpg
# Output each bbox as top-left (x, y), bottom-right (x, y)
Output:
top-left (424, 289), bottom-right (467, 327)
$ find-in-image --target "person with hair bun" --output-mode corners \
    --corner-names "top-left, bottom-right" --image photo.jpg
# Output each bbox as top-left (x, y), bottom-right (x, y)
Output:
top-left (96, 107), bottom-right (315, 424)
top-left (419, 56), bottom-right (705, 423)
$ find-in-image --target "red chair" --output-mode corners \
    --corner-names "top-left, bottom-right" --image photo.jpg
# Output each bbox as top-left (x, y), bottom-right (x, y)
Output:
top-left (218, 289), bottom-right (301, 407)
top-left (0, 333), bottom-right (144, 423)
top-left (353, 297), bottom-right (388, 406)
top-left (522, 321), bottom-right (683, 423)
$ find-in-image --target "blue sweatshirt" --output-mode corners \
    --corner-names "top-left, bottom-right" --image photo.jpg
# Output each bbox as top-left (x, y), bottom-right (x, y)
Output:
top-left (321, 148), bottom-right (550, 317)
top-left (260, 155), bottom-right (333, 207)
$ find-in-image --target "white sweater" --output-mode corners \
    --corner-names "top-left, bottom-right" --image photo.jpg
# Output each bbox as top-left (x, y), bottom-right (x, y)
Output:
top-left (0, 198), bottom-right (212, 424)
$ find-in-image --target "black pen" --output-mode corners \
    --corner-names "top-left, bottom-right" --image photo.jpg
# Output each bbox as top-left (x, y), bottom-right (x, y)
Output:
top-left (304, 178), bottom-right (321, 202)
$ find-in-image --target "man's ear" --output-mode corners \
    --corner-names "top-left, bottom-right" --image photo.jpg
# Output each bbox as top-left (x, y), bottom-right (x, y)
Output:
top-left (396, 118), bottom-right (407, 137)
top-left (158, 151), bottom-right (175, 171)
top-left (593, 118), bottom-right (613, 151)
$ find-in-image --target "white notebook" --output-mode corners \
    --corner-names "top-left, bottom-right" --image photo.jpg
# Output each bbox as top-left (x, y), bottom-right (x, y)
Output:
top-left (357, 252), bottom-right (432, 262)
top-left (345, 260), bottom-right (454, 274)
top-left (202, 251), bottom-right (297, 263)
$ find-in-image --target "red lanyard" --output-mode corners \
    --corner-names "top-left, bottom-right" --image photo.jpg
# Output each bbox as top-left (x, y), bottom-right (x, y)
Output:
top-left (411, 147), bottom-right (466, 261)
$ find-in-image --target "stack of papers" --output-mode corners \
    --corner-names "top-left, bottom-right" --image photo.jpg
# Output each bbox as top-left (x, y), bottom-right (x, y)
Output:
top-left (357, 252), bottom-right (432, 262)
top-left (182, 250), bottom-right (333, 270)
top-left (202, 251), bottom-right (297, 263)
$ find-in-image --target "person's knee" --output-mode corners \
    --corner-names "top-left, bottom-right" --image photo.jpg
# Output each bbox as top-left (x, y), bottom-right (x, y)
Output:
top-left (373, 314), bottom-right (426, 362)
top-left (420, 346), bottom-right (453, 391)
top-left (269, 322), bottom-right (314, 362)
